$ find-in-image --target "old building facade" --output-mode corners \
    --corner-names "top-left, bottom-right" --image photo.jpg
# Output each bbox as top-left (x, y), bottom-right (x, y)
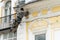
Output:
top-left (0, 0), bottom-right (60, 40)
top-left (0, 0), bottom-right (17, 40)
top-left (18, 0), bottom-right (60, 40)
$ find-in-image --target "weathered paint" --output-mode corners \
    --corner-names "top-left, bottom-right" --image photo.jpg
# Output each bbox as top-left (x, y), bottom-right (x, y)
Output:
top-left (32, 11), bottom-right (38, 17)
top-left (26, 22), bottom-right (30, 40)
top-left (51, 6), bottom-right (60, 12)
top-left (41, 9), bottom-right (48, 15)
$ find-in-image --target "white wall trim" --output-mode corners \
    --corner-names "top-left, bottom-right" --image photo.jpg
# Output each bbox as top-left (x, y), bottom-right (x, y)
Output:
top-left (22, 11), bottom-right (60, 23)
top-left (17, 22), bottom-right (26, 40)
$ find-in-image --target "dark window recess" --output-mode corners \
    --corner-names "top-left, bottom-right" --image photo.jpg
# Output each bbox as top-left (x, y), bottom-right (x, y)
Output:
top-left (35, 34), bottom-right (45, 40)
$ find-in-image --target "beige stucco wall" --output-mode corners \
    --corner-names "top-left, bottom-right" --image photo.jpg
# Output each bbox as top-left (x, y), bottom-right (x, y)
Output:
top-left (25, 12), bottom-right (60, 40)
top-left (24, 1), bottom-right (60, 40)
top-left (1, 0), bottom-right (60, 40)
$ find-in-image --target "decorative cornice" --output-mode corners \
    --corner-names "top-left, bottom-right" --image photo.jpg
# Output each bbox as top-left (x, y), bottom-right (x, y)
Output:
top-left (22, 11), bottom-right (60, 23)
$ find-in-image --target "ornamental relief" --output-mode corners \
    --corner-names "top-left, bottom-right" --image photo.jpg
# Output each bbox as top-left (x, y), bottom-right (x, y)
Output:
top-left (28, 16), bottom-right (60, 31)
top-left (29, 19), bottom-right (48, 31)
top-left (28, 6), bottom-right (60, 20)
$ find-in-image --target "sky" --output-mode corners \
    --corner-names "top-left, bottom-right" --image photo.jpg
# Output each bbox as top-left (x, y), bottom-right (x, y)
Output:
top-left (25, 0), bottom-right (36, 3)
top-left (25, 0), bottom-right (32, 3)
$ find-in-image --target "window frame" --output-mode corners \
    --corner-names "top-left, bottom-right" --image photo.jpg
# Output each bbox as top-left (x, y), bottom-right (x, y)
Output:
top-left (4, 1), bottom-right (11, 23)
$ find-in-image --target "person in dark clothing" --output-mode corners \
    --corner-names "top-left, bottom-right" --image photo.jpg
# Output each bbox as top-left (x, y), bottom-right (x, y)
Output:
top-left (12, 8), bottom-right (25, 28)
top-left (16, 8), bottom-right (25, 24)
top-left (11, 7), bottom-right (29, 32)
top-left (11, 8), bottom-right (25, 32)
